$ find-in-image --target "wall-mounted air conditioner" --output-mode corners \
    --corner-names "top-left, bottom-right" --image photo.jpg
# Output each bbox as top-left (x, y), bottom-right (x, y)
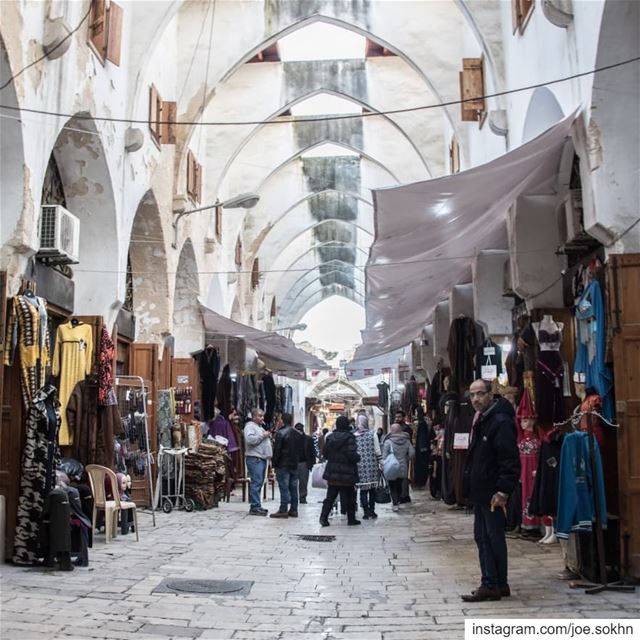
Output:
top-left (38, 204), bottom-right (80, 264)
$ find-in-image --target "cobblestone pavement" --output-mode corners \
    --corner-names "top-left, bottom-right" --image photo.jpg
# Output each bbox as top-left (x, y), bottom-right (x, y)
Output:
top-left (2, 487), bottom-right (639, 640)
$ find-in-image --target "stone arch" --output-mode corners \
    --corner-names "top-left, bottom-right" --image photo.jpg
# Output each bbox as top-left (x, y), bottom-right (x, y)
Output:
top-left (522, 87), bottom-right (565, 143)
top-left (0, 35), bottom-right (26, 258)
top-left (588, 0), bottom-right (640, 249)
top-left (48, 113), bottom-right (120, 320)
top-left (172, 239), bottom-right (202, 356)
top-left (310, 376), bottom-right (367, 399)
top-left (230, 295), bottom-right (242, 322)
top-left (129, 190), bottom-right (170, 344)
top-left (284, 285), bottom-right (365, 325)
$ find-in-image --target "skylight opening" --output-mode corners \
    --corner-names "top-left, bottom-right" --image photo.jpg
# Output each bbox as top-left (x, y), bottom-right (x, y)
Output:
top-left (279, 23), bottom-right (366, 61)
top-left (290, 93), bottom-right (361, 117)
top-left (301, 143), bottom-right (359, 158)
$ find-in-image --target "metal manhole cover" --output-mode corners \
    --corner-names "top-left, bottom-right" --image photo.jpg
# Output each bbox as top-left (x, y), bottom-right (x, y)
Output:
top-left (153, 579), bottom-right (253, 596)
top-left (295, 534), bottom-right (336, 542)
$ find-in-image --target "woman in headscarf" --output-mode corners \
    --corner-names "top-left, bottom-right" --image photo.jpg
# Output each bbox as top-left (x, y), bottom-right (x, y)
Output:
top-left (382, 423), bottom-right (415, 512)
top-left (319, 416), bottom-right (361, 526)
top-left (354, 414), bottom-right (382, 519)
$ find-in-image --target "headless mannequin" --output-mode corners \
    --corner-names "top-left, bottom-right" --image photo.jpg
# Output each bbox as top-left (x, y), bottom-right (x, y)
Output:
top-left (533, 315), bottom-right (564, 351)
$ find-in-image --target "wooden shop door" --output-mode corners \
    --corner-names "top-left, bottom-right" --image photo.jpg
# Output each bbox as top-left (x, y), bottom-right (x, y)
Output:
top-left (609, 253), bottom-right (640, 578)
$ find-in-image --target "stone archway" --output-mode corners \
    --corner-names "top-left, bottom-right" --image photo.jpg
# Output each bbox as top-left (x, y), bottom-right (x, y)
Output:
top-left (129, 190), bottom-right (170, 344)
top-left (48, 113), bottom-right (120, 321)
top-left (0, 35), bottom-right (27, 269)
top-left (173, 239), bottom-right (202, 356)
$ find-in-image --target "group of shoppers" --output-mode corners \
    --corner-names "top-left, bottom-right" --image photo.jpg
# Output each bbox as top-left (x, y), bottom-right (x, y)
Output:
top-left (243, 408), bottom-right (315, 517)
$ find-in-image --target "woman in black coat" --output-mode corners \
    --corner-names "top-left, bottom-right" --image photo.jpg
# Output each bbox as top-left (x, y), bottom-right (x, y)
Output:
top-left (320, 416), bottom-right (361, 526)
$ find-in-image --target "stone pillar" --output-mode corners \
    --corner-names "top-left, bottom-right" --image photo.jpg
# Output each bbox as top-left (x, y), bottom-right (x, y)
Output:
top-left (472, 250), bottom-right (514, 335)
top-left (449, 283), bottom-right (474, 322)
top-left (508, 195), bottom-right (566, 309)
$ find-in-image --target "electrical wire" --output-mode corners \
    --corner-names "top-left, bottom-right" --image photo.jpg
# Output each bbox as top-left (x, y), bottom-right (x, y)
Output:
top-left (0, 54), bottom-right (638, 125)
top-left (0, 5), bottom-right (93, 91)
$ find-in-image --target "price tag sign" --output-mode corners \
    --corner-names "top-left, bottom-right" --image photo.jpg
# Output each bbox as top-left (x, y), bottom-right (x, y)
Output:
top-left (177, 375), bottom-right (189, 384)
top-left (483, 346), bottom-right (496, 356)
top-left (481, 365), bottom-right (498, 381)
top-left (453, 433), bottom-right (470, 450)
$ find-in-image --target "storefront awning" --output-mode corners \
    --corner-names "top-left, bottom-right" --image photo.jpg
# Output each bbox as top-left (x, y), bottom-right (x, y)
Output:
top-left (354, 111), bottom-right (578, 362)
top-left (199, 302), bottom-right (327, 372)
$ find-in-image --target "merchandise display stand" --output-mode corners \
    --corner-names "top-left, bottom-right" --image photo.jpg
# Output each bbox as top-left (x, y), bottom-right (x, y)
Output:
top-left (558, 411), bottom-right (635, 595)
top-left (115, 376), bottom-right (157, 527)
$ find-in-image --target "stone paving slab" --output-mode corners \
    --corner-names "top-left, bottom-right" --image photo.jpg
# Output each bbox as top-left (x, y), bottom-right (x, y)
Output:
top-left (1, 487), bottom-right (639, 640)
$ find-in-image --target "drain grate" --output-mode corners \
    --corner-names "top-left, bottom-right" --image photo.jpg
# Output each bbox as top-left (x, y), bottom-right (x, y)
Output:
top-left (153, 578), bottom-right (253, 596)
top-left (295, 534), bottom-right (336, 542)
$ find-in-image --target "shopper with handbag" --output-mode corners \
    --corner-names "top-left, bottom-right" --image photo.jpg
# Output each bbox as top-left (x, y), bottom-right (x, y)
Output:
top-left (354, 414), bottom-right (382, 519)
top-left (319, 416), bottom-right (361, 526)
top-left (382, 423), bottom-right (414, 512)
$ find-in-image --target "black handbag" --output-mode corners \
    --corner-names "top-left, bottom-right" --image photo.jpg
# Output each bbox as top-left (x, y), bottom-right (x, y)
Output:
top-left (375, 475), bottom-right (391, 504)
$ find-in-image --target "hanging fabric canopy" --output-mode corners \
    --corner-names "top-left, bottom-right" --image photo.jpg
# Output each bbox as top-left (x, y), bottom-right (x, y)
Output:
top-left (354, 111), bottom-right (578, 362)
top-left (345, 346), bottom-right (411, 380)
top-left (199, 302), bottom-right (327, 371)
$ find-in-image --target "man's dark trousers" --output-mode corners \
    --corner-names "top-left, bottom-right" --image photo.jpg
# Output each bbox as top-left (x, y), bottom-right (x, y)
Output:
top-left (473, 503), bottom-right (508, 589)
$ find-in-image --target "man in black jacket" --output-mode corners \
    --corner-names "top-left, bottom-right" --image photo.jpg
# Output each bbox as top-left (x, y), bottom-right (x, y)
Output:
top-left (294, 423), bottom-right (316, 504)
top-left (270, 413), bottom-right (304, 519)
top-left (461, 379), bottom-right (520, 602)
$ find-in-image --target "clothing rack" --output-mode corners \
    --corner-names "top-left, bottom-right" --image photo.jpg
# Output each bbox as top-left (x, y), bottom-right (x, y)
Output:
top-left (115, 376), bottom-right (156, 527)
top-left (554, 411), bottom-right (634, 594)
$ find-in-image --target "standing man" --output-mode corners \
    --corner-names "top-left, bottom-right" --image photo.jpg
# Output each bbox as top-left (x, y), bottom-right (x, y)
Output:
top-left (270, 413), bottom-right (304, 518)
top-left (295, 423), bottom-right (316, 504)
top-left (244, 408), bottom-right (272, 516)
top-left (461, 379), bottom-right (520, 602)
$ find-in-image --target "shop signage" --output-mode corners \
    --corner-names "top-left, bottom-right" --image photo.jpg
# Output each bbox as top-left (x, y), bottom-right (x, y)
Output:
top-left (381, 367), bottom-right (391, 374)
top-left (364, 368), bottom-right (374, 376)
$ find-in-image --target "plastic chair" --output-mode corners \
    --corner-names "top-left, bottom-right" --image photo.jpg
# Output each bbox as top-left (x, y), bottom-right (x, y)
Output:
top-left (85, 465), bottom-right (139, 543)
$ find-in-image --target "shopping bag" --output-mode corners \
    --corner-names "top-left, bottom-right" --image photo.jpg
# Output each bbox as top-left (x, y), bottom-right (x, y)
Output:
top-left (375, 475), bottom-right (391, 504)
top-left (311, 462), bottom-right (327, 489)
top-left (383, 444), bottom-right (402, 480)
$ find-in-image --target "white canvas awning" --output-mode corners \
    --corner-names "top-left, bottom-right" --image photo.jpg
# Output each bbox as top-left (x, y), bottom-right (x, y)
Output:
top-left (199, 302), bottom-right (327, 371)
top-left (354, 111), bottom-right (578, 362)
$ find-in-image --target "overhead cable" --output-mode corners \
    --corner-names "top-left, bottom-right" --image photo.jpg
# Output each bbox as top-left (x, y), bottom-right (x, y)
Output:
top-left (0, 55), bottom-right (638, 125)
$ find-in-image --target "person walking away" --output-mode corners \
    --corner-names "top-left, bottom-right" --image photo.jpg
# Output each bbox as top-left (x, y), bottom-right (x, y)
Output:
top-left (244, 408), bottom-right (272, 516)
top-left (461, 379), bottom-right (520, 602)
top-left (319, 416), bottom-right (361, 526)
top-left (382, 423), bottom-right (415, 511)
top-left (318, 427), bottom-right (329, 461)
top-left (270, 413), bottom-right (304, 518)
top-left (295, 423), bottom-right (315, 504)
top-left (354, 414), bottom-right (382, 519)
top-left (394, 409), bottom-right (413, 503)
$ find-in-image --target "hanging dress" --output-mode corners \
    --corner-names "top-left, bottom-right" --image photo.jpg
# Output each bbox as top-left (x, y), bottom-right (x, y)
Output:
top-left (52, 322), bottom-right (94, 446)
top-left (13, 385), bottom-right (61, 565)
top-left (4, 294), bottom-right (50, 408)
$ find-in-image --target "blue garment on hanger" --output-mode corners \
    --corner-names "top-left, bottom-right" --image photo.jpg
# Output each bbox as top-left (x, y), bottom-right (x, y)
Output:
top-left (573, 279), bottom-right (614, 420)
top-left (556, 431), bottom-right (607, 539)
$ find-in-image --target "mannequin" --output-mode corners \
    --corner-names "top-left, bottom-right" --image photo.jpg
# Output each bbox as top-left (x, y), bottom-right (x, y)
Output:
top-left (533, 314), bottom-right (565, 425)
top-left (516, 390), bottom-right (541, 534)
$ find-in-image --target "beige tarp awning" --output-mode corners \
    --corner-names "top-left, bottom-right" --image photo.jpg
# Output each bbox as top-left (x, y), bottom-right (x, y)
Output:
top-left (199, 302), bottom-right (327, 372)
top-left (353, 111), bottom-right (578, 362)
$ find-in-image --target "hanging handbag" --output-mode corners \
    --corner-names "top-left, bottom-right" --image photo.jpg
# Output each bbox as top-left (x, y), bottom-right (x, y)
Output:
top-left (311, 462), bottom-right (327, 489)
top-left (383, 443), bottom-right (402, 480)
top-left (375, 475), bottom-right (391, 504)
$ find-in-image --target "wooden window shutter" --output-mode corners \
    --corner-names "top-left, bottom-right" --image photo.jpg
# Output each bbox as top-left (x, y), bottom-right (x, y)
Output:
top-left (449, 137), bottom-right (460, 174)
top-left (186, 150), bottom-right (194, 198)
top-left (215, 206), bottom-right (222, 241)
top-left (160, 101), bottom-right (177, 144)
top-left (235, 237), bottom-right (242, 267)
top-left (512, 0), bottom-right (521, 34)
top-left (513, 0), bottom-right (535, 35)
top-left (195, 161), bottom-right (202, 204)
top-left (106, 1), bottom-right (123, 65)
top-left (251, 259), bottom-right (260, 289)
top-left (459, 58), bottom-right (485, 122)
top-left (270, 297), bottom-right (276, 319)
top-left (88, 0), bottom-right (108, 60)
top-left (149, 85), bottom-right (161, 143)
